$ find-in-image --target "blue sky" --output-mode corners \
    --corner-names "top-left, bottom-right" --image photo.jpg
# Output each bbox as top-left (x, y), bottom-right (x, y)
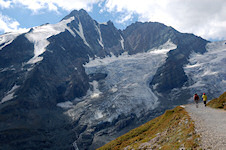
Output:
top-left (0, 0), bottom-right (226, 41)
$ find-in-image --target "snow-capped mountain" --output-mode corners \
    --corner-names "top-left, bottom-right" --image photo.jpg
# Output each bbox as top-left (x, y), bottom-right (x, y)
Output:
top-left (0, 9), bottom-right (225, 150)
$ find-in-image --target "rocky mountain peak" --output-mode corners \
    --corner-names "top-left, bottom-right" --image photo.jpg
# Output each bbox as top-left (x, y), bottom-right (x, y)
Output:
top-left (106, 20), bottom-right (114, 25)
top-left (62, 9), bottom-right (92, 21)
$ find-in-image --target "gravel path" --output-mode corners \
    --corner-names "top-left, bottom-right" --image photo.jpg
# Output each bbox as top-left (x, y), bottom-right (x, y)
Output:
top-left (185, 103), bottom-right (226, 150)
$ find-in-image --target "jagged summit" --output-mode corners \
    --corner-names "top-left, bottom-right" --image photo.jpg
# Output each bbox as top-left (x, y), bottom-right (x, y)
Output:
top-left (62, 9), bottom-right (92, 21)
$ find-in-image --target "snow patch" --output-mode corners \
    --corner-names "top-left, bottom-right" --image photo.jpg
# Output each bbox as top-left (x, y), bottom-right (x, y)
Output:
top-left (94, 22), bottom-right (104, 48)
top-left (94, 110), bottom-right (104, 119)
top-left (25, 17), bottom-right (75, 64)
top-left (57, 101), bottom-right (73, 109)
top-left (61, 46), bottom-right (66, 51)
top-left (152, 83), bottom-right (159, 90)
top-left (149, 39), bottom-right (177, 54)
top-left (0, 30), bottom-right (28, 50)
top-left (110, 86), bottom-right (118, 93)
top-left (120, 35), bottom-right (124, 50)
top-left (187, 81), bottom-right (205, 88)
top-left (1, 85), bottom-right (20, 103)
top-left (73, 142), bottom-right (79, 150)
top-left (90, 80), bottom-right (102, 98)
top-left (73, 18), bottom-right (91, 48)
top-left (0, 39), bottom-right (13, 50)
top-left (0, 65), bottom-right (15, 72)
top-left (100, 22), bottom-right (108, 25)
top-left (26, 56), bottom-right (43, 64)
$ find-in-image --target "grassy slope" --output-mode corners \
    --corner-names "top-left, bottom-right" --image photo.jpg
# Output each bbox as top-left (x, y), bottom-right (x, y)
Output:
top-left (207, 92), bottom-right (226, 109)
top-left (98, 106), bottom-right (200, 150)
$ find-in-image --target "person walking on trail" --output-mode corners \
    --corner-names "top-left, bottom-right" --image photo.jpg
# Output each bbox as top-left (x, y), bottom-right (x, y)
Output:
top-left (194, 93), bottom-right (199, 108)
top-left (202, 93), bottom-right (207, 107)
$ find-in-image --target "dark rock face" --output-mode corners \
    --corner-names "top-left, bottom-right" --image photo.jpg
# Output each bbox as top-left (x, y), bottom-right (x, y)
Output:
top-left (123, 22), bottom-right (177, 54)
top-left (0, 9), bottom-right (209, 150)
top-left (0, 34), bottom-right (34, 67)
top-left (63, 9), bottom-right (124, 58)
top-left (0, 100), bottom-right (76, 150)
top-left (0, 34), bottom-right (34, 100)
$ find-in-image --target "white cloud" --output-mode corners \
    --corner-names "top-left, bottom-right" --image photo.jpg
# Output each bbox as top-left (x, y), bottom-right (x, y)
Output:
top-left (0, 0), bottom-right (11, 8)
top-left (11, 0), bottom-right (102, 12)
top-left (1, 0), bottom-right (226, 40)
top-left (103, 0), bottom-right (226, 40)
top-left (115, 12), bottom-right (133, 24)
top-left (0, 13), bottom-right (26, 33)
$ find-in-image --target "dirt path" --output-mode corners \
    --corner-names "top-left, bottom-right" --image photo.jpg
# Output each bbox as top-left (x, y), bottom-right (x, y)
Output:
top-left (185, 103), bottom-right (226, 150)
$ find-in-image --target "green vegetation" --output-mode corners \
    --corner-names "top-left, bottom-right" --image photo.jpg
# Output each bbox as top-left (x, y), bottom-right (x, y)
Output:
top-left (98, 106), bottom-right (200, 150)
top-left (207, 92), bottom-right (226, 109)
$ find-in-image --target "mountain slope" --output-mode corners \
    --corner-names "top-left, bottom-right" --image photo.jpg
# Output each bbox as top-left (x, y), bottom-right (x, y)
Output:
top-left (98, 106), bottom-right (200, 150)
top-left (0, 9), bottom-right (225, 149)
top-left (207, 92), bottom-right (226, 109)
top-left (99, 92), bottom-right (226, 150)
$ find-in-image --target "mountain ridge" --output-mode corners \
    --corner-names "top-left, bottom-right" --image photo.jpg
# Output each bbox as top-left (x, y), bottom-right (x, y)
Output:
top-left (0, 9), bottom-right (225, 150)
top-left (98, 106), bottom-right (201, 150)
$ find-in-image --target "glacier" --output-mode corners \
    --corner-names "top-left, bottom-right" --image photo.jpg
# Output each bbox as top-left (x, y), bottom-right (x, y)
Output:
top-left (184, 41), bottom-right (226, 99)
top-left (60, 40), bottom-right (177, 124)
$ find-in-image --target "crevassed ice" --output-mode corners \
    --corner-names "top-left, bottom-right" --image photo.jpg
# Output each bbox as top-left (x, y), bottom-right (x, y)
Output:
top-left (184, 41), bottom-right (226, 98)
top-left (63, 40), bottom-right (177, 123)
top-left (90, 80), bottom-right (102, 99)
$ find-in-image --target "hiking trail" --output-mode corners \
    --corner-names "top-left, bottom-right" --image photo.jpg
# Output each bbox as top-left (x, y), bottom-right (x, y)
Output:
top-left (185, 103), bottom-right (226, 150)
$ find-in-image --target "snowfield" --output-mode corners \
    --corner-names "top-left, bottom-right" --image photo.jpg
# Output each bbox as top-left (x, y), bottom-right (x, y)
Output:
top-left (25, 17), bottom-right (76, 64)
top-left (184, 41), bottom-right (226, 99)
top-left (0, 30), bottom-right (29, 50)
top-left (59, 40), bottom-right (177, 123)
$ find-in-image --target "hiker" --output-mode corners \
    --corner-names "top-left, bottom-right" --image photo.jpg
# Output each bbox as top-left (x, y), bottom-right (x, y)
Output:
top-left (202, 93), bottom-right (207, 107)
top-left (194, 93), bottom-right (199, 108)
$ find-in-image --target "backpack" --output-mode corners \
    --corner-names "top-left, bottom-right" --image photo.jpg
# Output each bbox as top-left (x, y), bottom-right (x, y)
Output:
top-left (194, 95), bottom-right (199, 100)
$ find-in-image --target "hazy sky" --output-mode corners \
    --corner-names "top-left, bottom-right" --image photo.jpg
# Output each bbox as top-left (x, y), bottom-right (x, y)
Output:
top-left (0, 0), bottom-right (226, 41)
